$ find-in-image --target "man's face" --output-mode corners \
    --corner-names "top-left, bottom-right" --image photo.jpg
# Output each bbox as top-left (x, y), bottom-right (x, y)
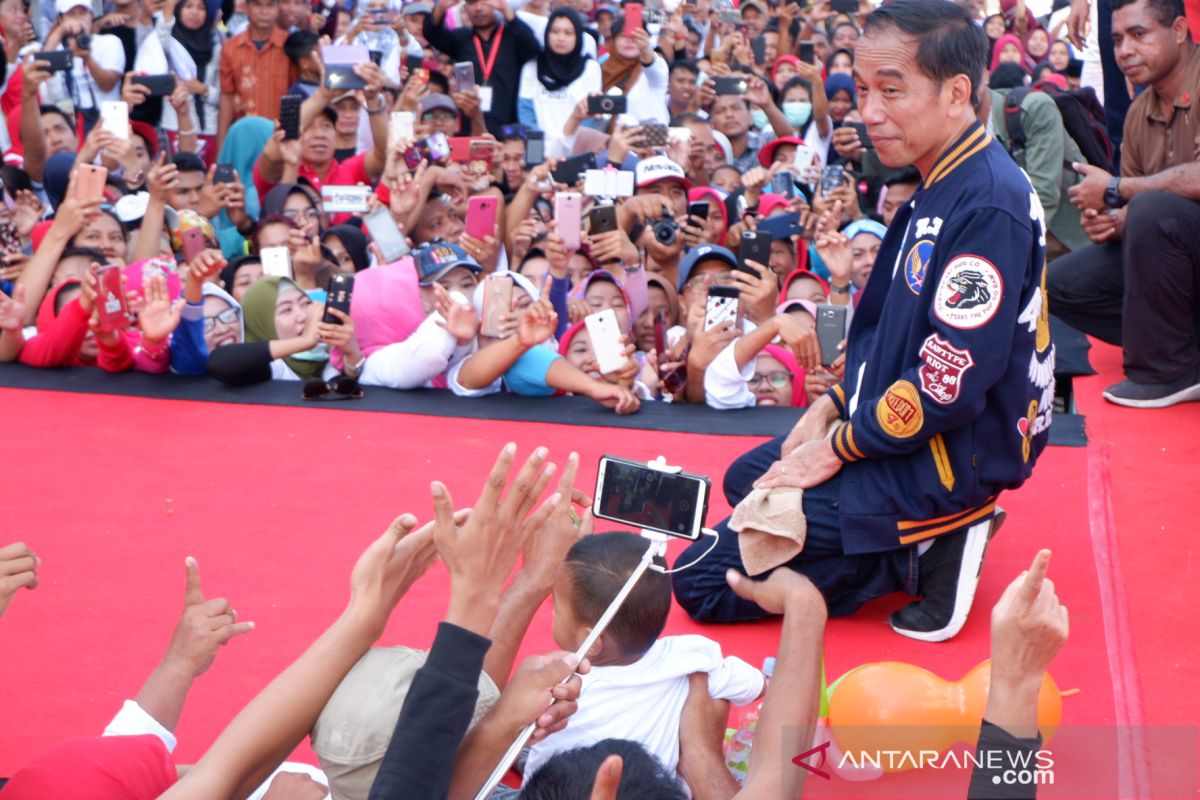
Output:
top-left (850, 232), bottom-right (880, 288)
top-left (669, 68), bottom-right (697, 107)
top-left (42, 112), bottom-right (77, 156)
top-left (832, 24), bottom-right (859, 52)
top-left (257, 222), bottom-right (292, 250)
top-left (639, 179), bottom-right (687, 218)
top-left (711, 95), bottom-right (750, 139)
top-left (245, 0), bottom-right (279, 31)
top-left (500, 139), bottom-right (526, 188)
top-left (882, 180), bottom-right (917, 225)
top-left (300, 116), bottom-right (336, 165)
top-left (1112, 0), bottom-right (1188, 86)
top-left (405, 12), bottom-right (426, 38)
top-left (768, 239), bottom-right (794, 279)
top-left (277, 0), bottom-right (306, 28)
top-left (813, 32), bottom-right (831, 64)
top-left (464, 0), bottom-right (495, 29)
top-left (741, 7), bottom-right (765, 36)
top-left (763, 31), bottom-right (780, 64)
top-left (681, 259), bottom-right (735, 313)
top-left (63, 5), bottom-right (93, 34)
top-left (423, 107), bottom-right (458, 136)
top-left (334, 97), bottom-right (359, 136)
top-left (167, 170), bottom-right (205, 211)
top-left (413, 198), bottom-right (463, 244)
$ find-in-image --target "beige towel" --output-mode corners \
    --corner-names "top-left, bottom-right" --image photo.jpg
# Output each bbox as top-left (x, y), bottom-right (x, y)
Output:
top-left (730, 487), bottom-right (807, 576)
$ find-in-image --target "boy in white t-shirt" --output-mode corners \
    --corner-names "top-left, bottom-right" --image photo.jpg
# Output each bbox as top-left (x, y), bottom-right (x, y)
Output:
top-left (522, 532), bottom-right (765, 788)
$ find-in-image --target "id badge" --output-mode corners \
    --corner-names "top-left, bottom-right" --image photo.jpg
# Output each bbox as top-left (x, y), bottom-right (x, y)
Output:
top-left (478, 85), bottom-right (493, 114)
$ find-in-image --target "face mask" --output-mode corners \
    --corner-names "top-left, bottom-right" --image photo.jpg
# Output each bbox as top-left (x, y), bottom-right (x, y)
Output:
top-left (783, 101), bottom-right (812, 129)
top-left (750, 108), bottom-right (770, 130)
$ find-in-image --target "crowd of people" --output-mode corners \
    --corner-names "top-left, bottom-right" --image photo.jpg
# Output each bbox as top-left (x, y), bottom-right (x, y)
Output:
top-left (0, 0), bottom-right (1193, 792)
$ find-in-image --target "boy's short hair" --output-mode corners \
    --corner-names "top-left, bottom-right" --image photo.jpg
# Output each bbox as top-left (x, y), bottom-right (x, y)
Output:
top-left (564, 533), bottom-right (671, 659)
top-left (284, 30), bottom-right (320, 65)
top-left (522, 739), bottom-right (687, 800)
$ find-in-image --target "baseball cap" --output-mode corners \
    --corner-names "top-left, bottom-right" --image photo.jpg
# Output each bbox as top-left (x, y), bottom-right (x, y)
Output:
top-left (677, 244), bottom-right (737, 290)
top-left (55, 0), bottom-right (91, 14)
top-left (757, 135), bottom-right (805, 169)
top-left (414, 241), bottom-right (482, 286)
top-left (635, 156), bottom-right (691, 191)
top-left (740, 0), bottom-right (767, 14)
top-left (419, 93), bottom-right (457, 117)
top-left (401, 1), bottom-right (432, 14)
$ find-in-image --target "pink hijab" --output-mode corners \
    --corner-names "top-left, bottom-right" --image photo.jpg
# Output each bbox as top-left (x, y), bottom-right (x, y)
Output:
top-left (991, 33), bottom-right (1031, 72)
top-left (761, 344), bottom-right (807, 407)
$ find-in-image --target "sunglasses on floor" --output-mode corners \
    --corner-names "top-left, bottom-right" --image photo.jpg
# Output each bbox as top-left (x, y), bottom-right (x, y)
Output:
top-left (302, 375), bottom-right (364, 401)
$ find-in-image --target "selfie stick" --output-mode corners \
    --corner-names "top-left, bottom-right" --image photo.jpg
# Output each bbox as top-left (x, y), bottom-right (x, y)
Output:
top-left (471, 457), bottom-right (687, 800)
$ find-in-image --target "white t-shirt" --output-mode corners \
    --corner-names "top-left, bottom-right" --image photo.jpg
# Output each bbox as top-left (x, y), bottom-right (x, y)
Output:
top-left (518, 58), bottom-right (601, 146)
top-left (523, 635), bottom-right (764, 783)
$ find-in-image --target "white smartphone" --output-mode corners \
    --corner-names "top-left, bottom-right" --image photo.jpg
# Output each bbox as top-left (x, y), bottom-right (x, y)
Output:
top-left (100, 100), bottom-right (129, 140)
top-left (582, 169), bottom-right (635, 198)
top-left (260, 246), bottom-right (292, 279)
top-left (584, 308), bottom-right (627, 375)
top-left (363, 206), bottom-right (410, 263)
top-left (321, 184), bottom-right (372, 213)
top-left (390, 111), bottom-right (414, 145)
top-left (592, 455), bottom-right (711, 540)
top-left (704, 286), bottom-right (741, 331)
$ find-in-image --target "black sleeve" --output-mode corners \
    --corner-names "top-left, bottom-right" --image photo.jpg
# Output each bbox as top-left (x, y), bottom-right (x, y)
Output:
top-left (207, 341), bottom-right (275, 386)
top-left (423, 14), bottom-right (458, 62)
top-left (508, 15), bottom-right (542, 62)
top-left (966, 720), bottom-right (1044, 800)
top-left (368, 622), bottom-right (492, 800)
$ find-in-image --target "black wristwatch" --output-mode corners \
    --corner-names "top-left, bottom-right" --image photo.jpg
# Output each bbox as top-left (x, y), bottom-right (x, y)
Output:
top-left (1103, 176), bottom-right (1127, 209)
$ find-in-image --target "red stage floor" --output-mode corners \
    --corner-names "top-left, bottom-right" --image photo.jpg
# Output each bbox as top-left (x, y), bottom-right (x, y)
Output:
top-left (0, 348), bottom-right (1195, 796)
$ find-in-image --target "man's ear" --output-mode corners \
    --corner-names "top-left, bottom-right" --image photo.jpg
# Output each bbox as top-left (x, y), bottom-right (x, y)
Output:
top-left (584, 630), bottom-right (604, 661)
top-left (1172, 14), bottom-right (1191, 45)
top-left (946, 73), bottom-right (976, 117)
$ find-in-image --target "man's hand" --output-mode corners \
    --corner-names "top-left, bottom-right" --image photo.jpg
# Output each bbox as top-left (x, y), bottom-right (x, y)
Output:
top-left (346, 512), bottom-right (446, 639)
top-left (687, 316), bottom-right (737, 373)
top-left (0, 542), bottom-right (39, 619)
top-left (831, 125), bottom-right (865, 162)
top-left (261, 772), bottom-right (329, 799)
top-left (1066, 0), bottom-right (1090, 47)
top-left (22, 56), bottom-right (52, 99)
top-left (754, 436), bottom-right (843, 490)
top-left (589, 381), bottom-right (641, 414)
top-left (725, 566), bottom-right (827, 618)
top-left (990, 550), bottom-right (1069, 686)
top-left (775, 312), bottom-right (821, 370)
top-left (1081, 208), bottom-right (1120, 244)
top-left (589, 756), bottom-right (624, 800)
top-left (520, 452), bottom-right (592, 588)
top-left (0, 285), bottom-right (28, 330)
top-left (491, 651), bottom-right (590, 742)
top-left (1068, 163), bottom-right (1113, 212)
top-left (730, 261), bottom-right (779, 324)
top-left (164, 557), bottom-right (254, 678)
top-left (121, 73), bottom-right (152, 108)
top-left (147, 153), bottom-right (180, 204)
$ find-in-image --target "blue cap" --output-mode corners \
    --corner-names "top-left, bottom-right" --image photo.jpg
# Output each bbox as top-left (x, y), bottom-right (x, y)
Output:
top-left (414, 241), bottom-right (482, 286)
top-left (842, 218), bottom-right (888, 242)
top-left (677, 244), bottom-right (738, 291)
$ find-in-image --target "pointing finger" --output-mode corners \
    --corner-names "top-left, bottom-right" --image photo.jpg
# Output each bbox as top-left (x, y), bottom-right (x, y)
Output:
top-left (184, 556), bottom-right (204, 606)
top-left (1019, 549), bottom-right (1051, 606)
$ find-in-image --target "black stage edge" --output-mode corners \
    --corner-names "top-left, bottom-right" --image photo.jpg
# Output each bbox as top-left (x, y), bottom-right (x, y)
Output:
top-left (0, 364), bottom-right (1088, 445)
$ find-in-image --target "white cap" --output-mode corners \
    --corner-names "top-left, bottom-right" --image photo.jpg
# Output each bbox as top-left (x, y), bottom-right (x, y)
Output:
top-left (634, 156), bottom-right (691, 190)
top-left (56, 0), bottom-right (92, 15)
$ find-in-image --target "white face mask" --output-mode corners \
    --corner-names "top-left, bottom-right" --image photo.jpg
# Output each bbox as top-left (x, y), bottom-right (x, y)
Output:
top-left (783, 101), bottom-right (812, 129)
top-left (750, 108), bottom-right (770, 130)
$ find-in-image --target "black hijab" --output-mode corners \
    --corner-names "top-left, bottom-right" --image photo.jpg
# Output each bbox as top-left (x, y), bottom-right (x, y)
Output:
top-left (536, 9), bottom-right (589, 93)
top-left (172, 0), bottom-right (217, 79)
top-left (324, 225), bottom-right (370, 272)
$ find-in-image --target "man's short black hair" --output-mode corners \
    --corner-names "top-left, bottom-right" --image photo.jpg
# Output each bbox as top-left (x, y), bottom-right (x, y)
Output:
top-left (883, 165), bottom-right (922, 187)
top-left (669, 111), bottom-right (706, 126)
top-left (669, 59), bottom-right (700, 78)
top-left (39, 104), bottom-right (73, 129)
top-left (832, 20), bottom-right (861, 37)
top-left (284, 30), bottom-right (320, 64)
top-left (60, 246), bottom-right (107, 264)
top-left (171, 152), bottom-right (206, 174)
top-left (523, 739), bottom-right (688, 800)
top-left (564, 533), bottom-right (671, 659)
top-left (1, 166), bottom-right (32, 197)
top-left (863, 0), bottom-right (989, 108)
top-left (1111, 0), bottom-right (1186, 28)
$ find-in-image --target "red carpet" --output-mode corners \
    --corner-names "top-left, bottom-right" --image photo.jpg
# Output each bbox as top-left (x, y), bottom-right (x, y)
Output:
top-left (0, 369), bottom-right (1194, 794)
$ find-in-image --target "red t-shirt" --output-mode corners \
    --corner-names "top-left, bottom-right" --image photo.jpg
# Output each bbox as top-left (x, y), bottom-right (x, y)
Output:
top-left (254, 152), bottom-right (372, 202)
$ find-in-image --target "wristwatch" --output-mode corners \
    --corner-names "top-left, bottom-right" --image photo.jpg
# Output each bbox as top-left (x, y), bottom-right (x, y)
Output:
top-left (830, 282), bottom-right (851, 294)
top-left (1103, 176), bottom-right (1127, 209)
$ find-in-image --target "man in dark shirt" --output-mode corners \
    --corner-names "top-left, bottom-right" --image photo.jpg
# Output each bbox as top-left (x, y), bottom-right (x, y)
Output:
top-left (423, 0), bottom-right (540, 135)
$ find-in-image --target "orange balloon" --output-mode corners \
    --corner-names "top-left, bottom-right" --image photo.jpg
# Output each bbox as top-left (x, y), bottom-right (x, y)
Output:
top-left (827, 659), bottom-right (1064, 774)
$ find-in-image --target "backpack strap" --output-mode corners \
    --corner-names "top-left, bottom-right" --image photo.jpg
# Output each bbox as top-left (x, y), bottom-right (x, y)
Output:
top-left (1004, 87), bottom-right (1032, 154)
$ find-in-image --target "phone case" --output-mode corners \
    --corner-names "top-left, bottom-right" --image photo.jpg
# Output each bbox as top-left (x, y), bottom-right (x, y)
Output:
top-left (739, 232), bottom-right (770, 275)
top-left (453, 62), bottom-right (476, 92)
top-left (363, 207), bottom-right (410, 263)
top-left (323, 274), bottom-right (355, 324)
top-left (480, 275), bottom-right (514, 338)
top-left (688, 201), bottom-right (710, 220)
top-left (132, 74), bottom-right (176, 96)
top-left (466, 196), bottom-right (498, 241)
top-left (639, 124), bottom-right (668, 148)
top-left (390, 111), bottom-right (415, 145)
top-left (214, 164), bottom-right (237, 184)
top-left (280, 95), bottom-right (303, 140)
top-left (816, 304), bottom-right (848, 365)
top-left (0, 222), bottom-right (20, 255)
top-left (584, 308), bottom-right (627, 375)
top-left (588, 205), bottom-right (618, 235)
top-left (325, 63), bottom-right (367, 91)
top-left (554, 192), bottom-right (583, 250)
top-left (524, 134), bottom-right (545, 168)
top-left (182, 228), bottom-right (207, 262)
top-left (322, 44), bottom-right (371, 64)
top-left (552, 153), bottom-right (597, 186)
top-left (424, 132), bottom-right (451, 161)
top-left (713, 77), bottom-right (749, 95)
top-left (74, 164), bottom-right (108, 201)
top-left (624, 2), bottom-right (643, 30)
top-left (592, 456), bottom-right (710, 540)
top-left (587, 95), bottom-right (626, 116)
top-left (100, 101), bottom-right (128, 140)
top-left (94, 264), bottom-right (130, 332)
top-left (799, 42), bottom-right (816, 64)
top-left (705, 287), bottom-right (741, 331)
top-left (467, 141), bottom-right (495, 175)
top-left (33, 50), bottom-right (72, 72)
top-left (751, 36), bottom-right (767, 64)
top-left (260, 247), bottom-right (292, 279)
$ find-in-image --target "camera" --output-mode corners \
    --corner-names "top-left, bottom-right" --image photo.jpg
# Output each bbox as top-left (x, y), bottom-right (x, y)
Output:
top-left (651, 208), bottom-right (679, 246)
top-left (67, 33), bottom-right (91, 50)
top-left (587, 94), bottom-right (627, 116)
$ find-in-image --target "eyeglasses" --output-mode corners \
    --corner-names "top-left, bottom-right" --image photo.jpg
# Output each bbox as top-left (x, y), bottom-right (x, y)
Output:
top-left (685, 270), bottom-right (734, 290)
top-left (202, 307), bottom-right (241, 332)
top-left (423, 111), bottom-right (457, 122)
top-left (302, 374), bottom-right (364, 401)
top-left (750, 371), bottom-right (791, 388)
top-left (282, 208), bottom-right (322, 222)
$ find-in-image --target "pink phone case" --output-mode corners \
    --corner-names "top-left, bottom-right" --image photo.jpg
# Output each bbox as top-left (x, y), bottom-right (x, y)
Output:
top-left (555, 193), bottom-right (582, 250)
top-left (466, 196), bottom-right (497, 241)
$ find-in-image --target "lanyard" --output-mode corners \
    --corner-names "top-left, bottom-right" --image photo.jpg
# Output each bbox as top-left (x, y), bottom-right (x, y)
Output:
top-left (472, 25), bottom-right (505, 85)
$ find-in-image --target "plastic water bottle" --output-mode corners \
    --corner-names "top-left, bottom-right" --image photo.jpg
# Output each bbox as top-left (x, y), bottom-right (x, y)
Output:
top-left (723, 656), bottom-right (775, 785)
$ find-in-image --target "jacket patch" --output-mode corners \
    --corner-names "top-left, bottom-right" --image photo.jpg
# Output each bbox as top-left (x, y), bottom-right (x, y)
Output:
top-left (904, 240), bottom-right (935, 294)
top-left (1017, 399), bottom-right (1039, 463)
top-left (876, 380), bottom-right (924, 438)
top-left (918, 334), bottom-right (975, 404)
top-left (934, 256), bottom-right (1004, 329)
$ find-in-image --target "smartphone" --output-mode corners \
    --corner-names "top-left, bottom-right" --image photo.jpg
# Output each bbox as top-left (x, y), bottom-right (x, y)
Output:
top-left (280, 94), bottom-right (303, 141)
top-left (555, 192), bottom-right (583, 250)
top-left (847, 121), bottom-right (874, 150)
top-left (214, 163), bottom-right (237, 184)
top-left (363, 206), bottom-right (410, 263)
top-left (467, 140), bottom-right (496, 176)
top-left (321, 184), bottom-right (372, 214)
top-left (821, 165), bottom-right (848, 195)
top-left (448, 136), bottom-right (482, 163)
top-left (551, 152), bottom-right (597, 186)
top-left (32, 50), bottom-right (72, 72)
top-left (131, 74), bottom-right (176, 96)
top-left (587, 94), bottom-right (627, 116)
top-left (182, 227), bottom-right (207, 262)
top-left (750, 35), bottom-right (767, 65)
top-left (325, 63), bottom-right (367, 91)
top-left (583, 308), bottom-right (627, 375)
top-left (260, 246), bottom-right (292, 279)
top-left (466, 195), bottom-right (499, 241)
top-left (638, 123), bottom-right (668, 148)
top-left (93, 264), bottom-right (130, 333)
top-left (816, 303), bottom-right (848, 366)
top-left (738, 231), bottom-right (770, 277)
top-left (713, 76), bottom-right (749, 96)
top-left (583, 169), bottom-right (634, 198)
top-left (653, 313), bottom-right (687, 394)
top-left (799, 41), bottom-right (816, 64)
top-left (323, 273), bottom-right (354, 324)
top-left (100, 100), bottom-right (129, 140)
top-left (668, 126), bottom-right (693, 146)
top-left (390, 111), bottom-right (415, 145)
top-left (74, 163), bottom-right (108, 201)
top-left (705, 285), bottom-right (741, 331)
top-left (624, 2), bottom-right (643, 31)
top-left (687, 201), bottom-right (710, 222)
top-left (524, 130), bottom-right (545, 168)
top-left (322, 44), bottom-right (371, 64)
top-left (593, 455), bottom-right (711, 540)
top-left (770, 171), bottom-right (795, 198)
top-left (424, 132), bottom-right (451, 162)
top-left (480, 274), bottom-right (514, 337)
top-left (453, 61), bottom-right (476, 92)
top-left (588, 204), bottom-right (618, 235)
top-left (830, 0), bottom-right (858, 12)
top-left (714, 9), bottom-right (741, 24)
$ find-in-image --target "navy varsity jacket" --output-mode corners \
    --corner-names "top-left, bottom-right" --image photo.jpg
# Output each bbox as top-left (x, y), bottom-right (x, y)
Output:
top-left (827, 121), bottom-right (1055, 554)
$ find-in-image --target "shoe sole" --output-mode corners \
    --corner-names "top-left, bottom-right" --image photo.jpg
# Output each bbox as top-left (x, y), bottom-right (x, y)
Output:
top-left (890, 515), bottom-right (1000, 643)
top-left (1103, 382), bottom-right (1200, 409)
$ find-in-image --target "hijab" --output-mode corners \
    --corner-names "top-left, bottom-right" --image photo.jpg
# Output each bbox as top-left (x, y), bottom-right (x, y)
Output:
top-left (202, 281), bottom-right (245, 343)
top-left (349, 259), bottom-right (425, 357)
top-left (171, 0), bottom-right (217, 86)
top-left (324, 225), bottom-right (370, 272)
top-left (688, 186), bottom-right (729, 247)
top-left (242, 276), bottom-right (327, 380)
top-left (823, 72), bottom-right (857, 108)
top-left (760, 344), bottom-right (806, 407)
top-left (645, 273), bottom-right (680, 328)
top-left (600, 13), bottom-right (643, 94)
top-left (570, 270), bottom-right (633, 331)
top-left (216, 116), bottom-right (274, 221)
top-left (260, 182), bottom-right (329, 229)
top-left (991, 33), bottom-right (1031, 72)
top-left (537, 9), bottom-right (590, 92)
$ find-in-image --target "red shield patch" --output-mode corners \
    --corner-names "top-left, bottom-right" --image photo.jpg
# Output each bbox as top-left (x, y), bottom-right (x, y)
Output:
top-left (918, 334), bottom-right (975, 405)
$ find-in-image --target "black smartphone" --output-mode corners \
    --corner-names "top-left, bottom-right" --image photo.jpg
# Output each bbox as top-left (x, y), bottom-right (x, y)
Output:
top-left (816, 303), bottom-right (848, 365)
top-left (750, 35), bottom-right (767, 65)
top-left (713, 76), bottom-right (749, 95)
top-left (593, 455), bottom-right (711, 540)
top-left (587, 94), bottom-right (627, 115)
top-left (588, 204), bottom-right (619, 235)
top-left (687, 201), bottom-right (710, 220)
top-left (280, 94), bottom-right (303, 141)
top-left (830, 0), bottom-right (858, 12)
top-left (738, 231), bottom-right (771, 276)
top-left (654, 313), bottom-right (687, 394)
top-left (799, 41), bottom-right (816, 64)
top-left (524, 130), bottom-right (545, 168)
top-left (404, 54), bottom-right (424, 73)
top-left (552, 152), bottom-right (597, 186)
top-left (32, 50), bottom-right (72, 72)
top-left (324, 274), bottom-right (355, 324)
top-left (213, 163), bottom-right (237, 184)
top-left (770, 171), bottom-right (795, 197)
top-left (848, 121), bottom-right (874, 149)
top-left (368, 49), bottom-right (383, 66)
top-left (132, 74), bottom-right (176, 96)
top-left (325, 63), bottom-right (367, 91)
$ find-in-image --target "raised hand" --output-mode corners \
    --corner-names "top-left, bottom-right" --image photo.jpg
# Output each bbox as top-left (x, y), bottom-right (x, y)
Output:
top-left (990, 550), bottom-right (1069, 684)
top-left (346, 512), bottom-right (449, 638)
top-left (434, 283), bottom-right (480, 344)
top-left (139, 272), bottom-right (184, 346)
top-left (520, 451), bottom-right (593, 586)
top-left (518, 300), bottom-right (558, 348)
top-left (0, 542), bottom-right (39, 619)
top-left (166, 557), bottom-right (254, 678)
top-left (0, 284), bottom-right (27, 330)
